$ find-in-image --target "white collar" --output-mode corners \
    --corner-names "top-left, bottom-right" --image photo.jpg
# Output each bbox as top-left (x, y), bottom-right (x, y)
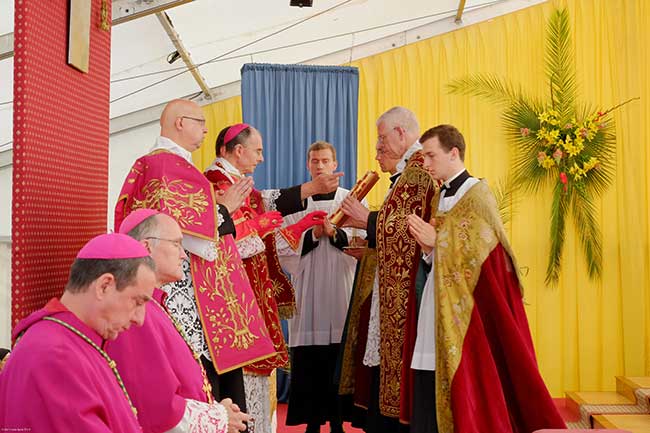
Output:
top-left (151, 136), bottom-right (194, 164)
top-left (395, 140), bottom-right (422, 174)
top-left (204, 157), bottom-right (242, 184)
top-left (443, 168), bottom-right (466, 188)
top-left (215, 157), bottom-right (241, 177)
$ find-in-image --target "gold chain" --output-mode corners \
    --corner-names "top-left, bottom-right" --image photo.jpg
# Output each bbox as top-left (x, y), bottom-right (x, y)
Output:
top-left (152, 300), bottom-right (214, 403)
top-left (42, 317), bottom-right (138, 418)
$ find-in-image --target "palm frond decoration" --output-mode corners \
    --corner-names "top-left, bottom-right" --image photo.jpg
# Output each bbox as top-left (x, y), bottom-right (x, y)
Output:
top-left (447, 9), bottom-right (638, 285)
top-left (492, 175), bottom-right (518, 227)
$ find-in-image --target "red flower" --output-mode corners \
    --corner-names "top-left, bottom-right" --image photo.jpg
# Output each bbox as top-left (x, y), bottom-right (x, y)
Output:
top-left (520, 127), bottom-right (530, 137)
top-left (559, 172), bottom-right (568, 192)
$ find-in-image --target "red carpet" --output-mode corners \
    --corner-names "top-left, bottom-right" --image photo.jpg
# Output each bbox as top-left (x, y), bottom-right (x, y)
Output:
top-left (276, 399), bottom-right (573, 432)
top-left (276, 403), bottom-right (364, 433)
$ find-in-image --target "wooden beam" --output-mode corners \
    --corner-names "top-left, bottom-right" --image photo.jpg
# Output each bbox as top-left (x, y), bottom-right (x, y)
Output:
top-left (155, 12), bottom-right (213, 99)
top-left (455, 0), bottom-right (467, 23)
top-left (112, 0), bottom-right (195, 25)
top-left (110, 0), bottom-right (547, 135)
top-left (0, 1), bottom-right (196, 60)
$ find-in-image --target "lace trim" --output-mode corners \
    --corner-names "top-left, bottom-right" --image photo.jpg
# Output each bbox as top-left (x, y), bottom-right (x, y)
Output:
top-left (363, 272), bottom-right (380, 367)
top-left (182, 236), bottom-right (217, 262)
top-left (236, 235), bottom-right (266, 259)
top-left (161, 256), bottom-right (211, 360)
top-left (261, 189), bottom-right (281, 211)
top-left (167, 399), bottom-right (228, 433)
top-left (244, 373), bottom-right (272, 433)
top-left (217, 205), bottom-right (225, 227)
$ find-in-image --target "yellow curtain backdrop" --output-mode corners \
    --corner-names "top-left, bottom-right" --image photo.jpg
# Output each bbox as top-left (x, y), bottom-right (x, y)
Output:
top-left (194, 0), bottom-right (649, 396)
top-left (192, 95), bottom-right (242, 170)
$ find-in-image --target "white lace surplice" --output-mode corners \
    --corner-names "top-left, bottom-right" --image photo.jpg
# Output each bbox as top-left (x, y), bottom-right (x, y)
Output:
top-left (161, 255), bottom-right (211, 360)
top-left (243, 373), bottom-right (275, 433)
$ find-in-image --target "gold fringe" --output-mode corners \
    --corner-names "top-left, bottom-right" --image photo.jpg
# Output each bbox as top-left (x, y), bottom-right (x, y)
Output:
top-left (277, 305), bottom-right (296, 320)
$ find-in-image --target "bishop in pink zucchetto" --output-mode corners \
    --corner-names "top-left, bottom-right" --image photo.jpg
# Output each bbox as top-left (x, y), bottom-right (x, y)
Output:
top-left (224, 123), bottom-right (251, 144)
top-left (0, 232), bottom-right (158, 433)
top-left (117, 208), bottom-right (161, 235)
top-left (108, 210), bottom-right (242, 433)
top-left (77, 232), bottom-right (151, 259)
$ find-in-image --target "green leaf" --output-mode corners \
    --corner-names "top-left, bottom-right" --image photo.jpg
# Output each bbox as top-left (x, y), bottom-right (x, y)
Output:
top-left (502, 100), bottom-right (556, 194)
top-left (492, 175), bottom-right (518, 226)
top-left (546, 182), bottom-right (570, 285)
top-left (545, 9), bottom-right (577, 122)
top-left (571, 186), bottom-right (603, 280)
top-left (446, 74), bottom-right (523, 105)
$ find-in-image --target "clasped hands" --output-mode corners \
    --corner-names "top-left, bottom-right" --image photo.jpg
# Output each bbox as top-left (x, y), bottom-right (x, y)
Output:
top-left (219, 398), bottom-right (251, 433)
top-left (407, 214), bottom-right (437, 254)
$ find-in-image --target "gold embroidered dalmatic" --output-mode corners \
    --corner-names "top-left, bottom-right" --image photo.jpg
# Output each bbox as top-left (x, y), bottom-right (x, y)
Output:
top-left (375, 151), bottom-right (436, 418)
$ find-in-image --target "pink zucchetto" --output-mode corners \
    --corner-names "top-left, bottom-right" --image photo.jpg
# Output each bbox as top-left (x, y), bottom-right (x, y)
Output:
top-left (76, 233), bottom-right (150, 259)
top-left (118, 209), bottom-right (161, 234)
top-left (224, 123), bottom-right (251, 144)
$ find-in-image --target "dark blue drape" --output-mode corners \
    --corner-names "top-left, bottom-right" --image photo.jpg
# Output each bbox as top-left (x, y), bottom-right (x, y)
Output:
top-left (241, 63), bottom-right (359, 190)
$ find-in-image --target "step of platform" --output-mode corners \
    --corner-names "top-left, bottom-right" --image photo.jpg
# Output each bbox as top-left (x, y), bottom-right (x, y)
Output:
top-left (618, 377), bottom-right (650, 403)
top-left (566, 391), bottom-right (637, 418)
top-left (565, 377), bottom-right (650, 427)
top-left (592, 414), bottom-right (650, 432)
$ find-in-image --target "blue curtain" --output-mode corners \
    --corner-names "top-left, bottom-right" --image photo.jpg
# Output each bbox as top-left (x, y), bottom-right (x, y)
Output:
top-left (241, 63), bottom-right (359, 190)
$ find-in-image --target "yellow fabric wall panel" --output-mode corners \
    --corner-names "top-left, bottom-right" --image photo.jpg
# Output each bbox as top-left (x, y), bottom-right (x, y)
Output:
top-left (351, 0), bottom-right (649, 396)
top-left (193, 0), bottom-right (649, 396)
top-left (192, 95), bottom-right (243, 171)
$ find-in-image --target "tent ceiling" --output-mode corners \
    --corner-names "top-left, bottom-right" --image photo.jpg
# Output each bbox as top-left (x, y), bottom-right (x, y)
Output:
top-left (0, 0), bottom-right (531, 148)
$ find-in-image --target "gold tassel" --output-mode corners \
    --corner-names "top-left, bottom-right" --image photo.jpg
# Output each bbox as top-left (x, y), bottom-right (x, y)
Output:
top-left (99, 0), bottom-right (110, 31)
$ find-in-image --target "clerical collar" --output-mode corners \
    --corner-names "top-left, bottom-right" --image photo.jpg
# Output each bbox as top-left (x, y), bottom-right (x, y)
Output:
top-left (389, 172), bottom-right (400, 187)
top-left (151, 136), bottom-right (194, 164)
top-left (440, 169), bottom-right (470, 197)
top-left (213, 157), bottom-right (242, 178)
top-left (395, 140), bottom-right (422, 174)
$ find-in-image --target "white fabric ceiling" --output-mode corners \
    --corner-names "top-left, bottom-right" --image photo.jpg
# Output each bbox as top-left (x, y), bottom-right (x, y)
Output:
top-left (0, 0), bottom-right (521, 148)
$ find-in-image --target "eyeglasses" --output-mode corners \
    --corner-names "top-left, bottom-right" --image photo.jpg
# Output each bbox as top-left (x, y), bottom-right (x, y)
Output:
top-left (377, 126), bottom-right (401, 144)
top-left (145, 237), bottom-right (183, 251)
top-left (180, 116), bottom-right (206, 126)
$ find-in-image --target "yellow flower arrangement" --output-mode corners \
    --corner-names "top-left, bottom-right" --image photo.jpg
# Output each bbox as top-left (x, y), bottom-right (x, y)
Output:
top-left (448, 9), bottom-right (637, 285)
top-left (533, 109), bottom-right (603, 181)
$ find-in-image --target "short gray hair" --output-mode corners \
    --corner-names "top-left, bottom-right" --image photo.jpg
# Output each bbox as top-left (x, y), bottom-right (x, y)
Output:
top-left (377, 107), bottom-right (420, 136)
top-left (127, 214), bottom-right (161, 241)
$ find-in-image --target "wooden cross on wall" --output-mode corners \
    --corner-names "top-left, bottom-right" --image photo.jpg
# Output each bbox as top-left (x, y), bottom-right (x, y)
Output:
top-left (68, 0), bottom-right (92, 73)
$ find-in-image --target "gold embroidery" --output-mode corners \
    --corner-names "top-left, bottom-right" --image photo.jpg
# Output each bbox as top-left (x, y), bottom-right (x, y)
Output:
top-left (434, 180), bottom-right (519, 432)
top-left (131, 176), bottom-right (209, 229)
top-left (277, 228), bottom-right (301, 251)
top-left (339, 249), bottom-right (377, 395)
top-left (376, 154), bottom-right (436, 418)
top-left (194, 239), bottom-right (259, 352)
top-left (243, 253), bottom-right (290, 372)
